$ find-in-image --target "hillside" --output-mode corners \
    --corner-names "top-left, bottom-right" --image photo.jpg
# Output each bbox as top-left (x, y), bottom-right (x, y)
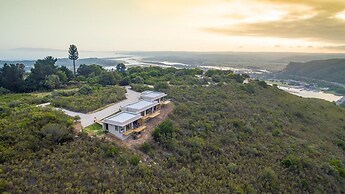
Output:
top-left (1, 80), bottom-right (345, 193)
top-left (276, 58), bottom-right (345, 84)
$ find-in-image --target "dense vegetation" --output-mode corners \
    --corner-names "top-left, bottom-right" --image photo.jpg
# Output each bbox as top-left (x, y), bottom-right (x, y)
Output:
top-left (1, 64), bottom-right (344, 193)
top-left (50, 85), bottom-right (126, 113)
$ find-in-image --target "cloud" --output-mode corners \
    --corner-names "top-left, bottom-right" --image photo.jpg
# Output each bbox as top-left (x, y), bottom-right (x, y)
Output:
top-left (322, 45), bottom-right (345, 50)
top-left (205, 0), bottom-right (345, 44)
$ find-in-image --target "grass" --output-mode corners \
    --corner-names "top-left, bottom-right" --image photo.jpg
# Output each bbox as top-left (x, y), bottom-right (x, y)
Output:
top-left (84, 123), bottom-right (105, 136)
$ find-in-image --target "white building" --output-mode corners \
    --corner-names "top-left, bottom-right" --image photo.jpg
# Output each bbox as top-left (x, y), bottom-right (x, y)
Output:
top-left (103, 112), bottom-right (145, 140)
top-left (120, 99), bottom-right (159, 116)
top-left (102, 91), bottom-right (168, 140)
top-left (140, 91), bottom-right (167, 103)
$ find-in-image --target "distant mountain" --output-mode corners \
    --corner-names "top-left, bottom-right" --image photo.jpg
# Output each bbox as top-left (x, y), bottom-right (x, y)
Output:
top-left (276, 58), bottom-right (345, 84)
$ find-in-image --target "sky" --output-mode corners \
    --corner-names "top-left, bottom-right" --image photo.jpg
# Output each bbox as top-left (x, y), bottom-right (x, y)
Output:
top-left (1, 0), bottom-right (345, 54)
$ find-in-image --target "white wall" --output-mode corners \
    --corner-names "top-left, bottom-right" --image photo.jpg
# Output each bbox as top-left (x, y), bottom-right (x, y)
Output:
top-left (104, 124), bottom-right (129, 140)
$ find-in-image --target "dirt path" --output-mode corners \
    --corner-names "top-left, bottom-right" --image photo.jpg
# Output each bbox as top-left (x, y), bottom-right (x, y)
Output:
top-left (73, 122), bottom-right (83, 133)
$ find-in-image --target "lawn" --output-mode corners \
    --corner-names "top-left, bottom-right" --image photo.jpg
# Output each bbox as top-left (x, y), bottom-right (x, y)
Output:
top-left (84, 123), bottom-right (105, 136)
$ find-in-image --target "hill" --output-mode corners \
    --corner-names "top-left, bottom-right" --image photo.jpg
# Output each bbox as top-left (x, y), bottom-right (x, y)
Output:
top-left (1, 78), bottom-right (345, 193)
top-left (276, 58), bottom-right (345, 85)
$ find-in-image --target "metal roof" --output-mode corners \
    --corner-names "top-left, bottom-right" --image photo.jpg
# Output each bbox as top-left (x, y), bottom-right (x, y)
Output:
top-left (140, 91), bottom-right (167, 100)
top-left (104, 112), bottom-right (142, 126)
top-left (121, 100), bottom-right (158, 113)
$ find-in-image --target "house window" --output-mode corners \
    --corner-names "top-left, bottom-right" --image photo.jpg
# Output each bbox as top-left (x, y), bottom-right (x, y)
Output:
top-left (105, 123), bottom-right (109, 131)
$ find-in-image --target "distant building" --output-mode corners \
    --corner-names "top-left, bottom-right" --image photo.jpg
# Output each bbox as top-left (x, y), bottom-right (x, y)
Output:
top-left (336, 96), bottom-right (345, 105)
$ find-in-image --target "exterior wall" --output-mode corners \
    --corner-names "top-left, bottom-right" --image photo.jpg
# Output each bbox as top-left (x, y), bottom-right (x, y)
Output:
top-left (104, 123), bottom-right (129, 140)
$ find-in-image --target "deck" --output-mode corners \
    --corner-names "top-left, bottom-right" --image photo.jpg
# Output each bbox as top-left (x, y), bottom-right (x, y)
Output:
top-left (123, 125), bottom-right (147, 136)
top-left (141, 110), bottom-right (161, 121)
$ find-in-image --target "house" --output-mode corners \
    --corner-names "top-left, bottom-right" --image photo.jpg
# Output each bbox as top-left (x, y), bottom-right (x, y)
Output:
top-left (102, 91), bottom-right (168, 140)
top-left (140, 91), bottom-right (167, 104)
top-left (103, 112), bottom-right (146, 140)
top-left (120, 99), bottom-right (160, 122)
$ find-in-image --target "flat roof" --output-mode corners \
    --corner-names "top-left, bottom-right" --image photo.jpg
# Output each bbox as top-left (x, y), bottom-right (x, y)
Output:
top-left (123, 100), bottom-right (158, 112)
top-left (140, 91), bottom-right (167, 100)
top-left (104, 112), bottom-right (141, 126)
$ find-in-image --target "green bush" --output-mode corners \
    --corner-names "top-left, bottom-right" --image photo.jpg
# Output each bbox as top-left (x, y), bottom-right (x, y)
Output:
top-left (140, 142), bottom-right (152, 154)
top-left (130, 155), bottom-right (140, 166)
top-left (153, 119), bottom-right (176, 143)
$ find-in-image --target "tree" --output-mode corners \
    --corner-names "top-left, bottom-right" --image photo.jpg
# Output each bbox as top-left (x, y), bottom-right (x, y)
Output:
top-left (59, 66), bottom-right (74, 81)
top-left (99, 72), bottom-right (116, 86)
top-left (56, 71), bottom-right (68, 83)
top-left (44, 75), bottom-right (61, 90)
top-left (154, 82), bottom-right (169, 91)
top-left (68, 44), bottom-right (79, 80)
top-left (0, 63), bottom-right (25, 92)
top-left (116, 63), bottom-right (126, 73)
top-left (73, 115), bottom-right (81, 123)
top-left (25, 56), bottom-right (58, 91)
top-left (77, 64), bottom-right (103, 77)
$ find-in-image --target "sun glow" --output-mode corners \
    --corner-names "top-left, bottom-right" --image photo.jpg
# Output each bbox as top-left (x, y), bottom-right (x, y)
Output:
top-left (335, 10), bottom-right (345, 20)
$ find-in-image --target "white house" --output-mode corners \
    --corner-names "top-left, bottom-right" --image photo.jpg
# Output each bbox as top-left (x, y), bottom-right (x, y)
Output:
top-left (120, 99), bottom-right (160, 119)
top-left (102, 91), bottom-right (168, 140)
top-left (140, 91), bottom-right (167, 104)
top-left (103, 112), bottom-right (146, 140)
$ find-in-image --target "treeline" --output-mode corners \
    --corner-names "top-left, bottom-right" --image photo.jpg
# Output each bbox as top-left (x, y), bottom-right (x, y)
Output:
top-left (1, 56), bottom-right (251, 94)
top-left (0, 57), bottom-right (128, 93)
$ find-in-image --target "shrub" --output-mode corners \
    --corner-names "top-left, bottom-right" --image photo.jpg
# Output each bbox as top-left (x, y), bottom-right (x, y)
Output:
top-left (329, 159), bottom-right (345, 177)
top-left (258, 80), bottom-right (268, 88)
top-left (0, 87), bottom-right (10, 94)
top-left (154, 82), bottom-right (170, 91)
top-left (140, 142), bottom-right (152, 154)
top-left (106, 145), bottom-right (119, 157)
top-left (40, 124), bottom-right (73, 144)
top-left (228, 162), bottom-right (238, 173)
top-left (153, 119), bottom-right (176, 143)
top-left (262, 167), bottom-right (279, 191)
top-left (78, 85), bottom-right (93, 95)
top-left (130, 155), bottom-right (140, 166)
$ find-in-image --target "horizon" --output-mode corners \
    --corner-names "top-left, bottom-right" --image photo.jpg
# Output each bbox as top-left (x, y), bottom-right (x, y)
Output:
top-left (1, 0), bottom-right (345, 54)
top-left (2, 48), bottom-right (345, 61)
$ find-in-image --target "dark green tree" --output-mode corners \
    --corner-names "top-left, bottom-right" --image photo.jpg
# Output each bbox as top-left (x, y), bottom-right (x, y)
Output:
top-left (77, 64), bottom-right (103, 77)
top-left (68, 44), bottom-right (79, 80)
top-left (99, 72), bottom-right (116, 86)
top-left (0, 63), bottom-right (25, 92)
top-left (116, 63), bottom-right (126, 73)
top-left (58, 66), bottom-right (74, 81)
top-left (25, 56), bottom-right (58, 91)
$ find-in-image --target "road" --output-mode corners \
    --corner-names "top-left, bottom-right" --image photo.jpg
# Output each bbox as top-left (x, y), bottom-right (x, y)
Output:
top-left (39, 87), bottom-right (141, 128)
